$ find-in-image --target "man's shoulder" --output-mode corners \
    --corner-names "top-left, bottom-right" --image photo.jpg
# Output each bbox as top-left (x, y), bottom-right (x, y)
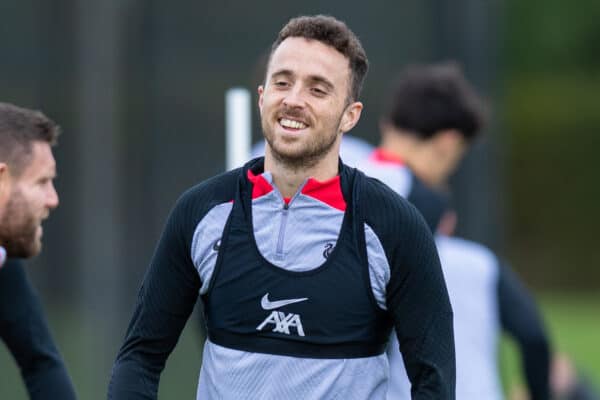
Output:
top-left (436, 235), bottom-right (499, 274)
top-left (437, 236), bottom-right (496, 260)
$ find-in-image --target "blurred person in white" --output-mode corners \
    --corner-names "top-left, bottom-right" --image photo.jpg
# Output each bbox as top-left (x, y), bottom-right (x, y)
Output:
top-left (357, 62), bottom-right (552, 400)
top-left (0, 102), bottom-right (76, 399)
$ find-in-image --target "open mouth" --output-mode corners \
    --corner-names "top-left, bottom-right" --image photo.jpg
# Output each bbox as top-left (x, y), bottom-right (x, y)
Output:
top-left (279, 118), bottom-right (308, 131)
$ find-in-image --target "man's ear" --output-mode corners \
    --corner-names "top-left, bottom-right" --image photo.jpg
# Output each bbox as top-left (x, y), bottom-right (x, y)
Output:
top-left (340, 101), bottom-right (363, 133)
top-left (0, 162), bottom-right (12, 208)
top-left (258, 85), bottom-right (264, 112)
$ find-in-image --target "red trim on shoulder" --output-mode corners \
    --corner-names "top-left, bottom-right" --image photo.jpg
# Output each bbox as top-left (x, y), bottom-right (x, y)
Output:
top-left (301, 175), bottom-right (346, 211)
top-left (247, 170), bottom-right (274, 199)
top-left (370, 148), bottom-right (405, 165)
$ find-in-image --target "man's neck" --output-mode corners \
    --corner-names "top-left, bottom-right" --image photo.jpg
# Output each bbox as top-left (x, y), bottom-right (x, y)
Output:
top-left (264, 151), bottom-right (339, 198)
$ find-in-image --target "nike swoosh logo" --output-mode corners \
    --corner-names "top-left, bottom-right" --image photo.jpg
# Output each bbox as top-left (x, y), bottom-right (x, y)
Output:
top-left (261, 293), bottom-right (308, 310)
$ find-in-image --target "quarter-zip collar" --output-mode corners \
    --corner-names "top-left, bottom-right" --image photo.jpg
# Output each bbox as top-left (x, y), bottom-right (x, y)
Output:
top-left (246, 158), bottom-right (346, 211)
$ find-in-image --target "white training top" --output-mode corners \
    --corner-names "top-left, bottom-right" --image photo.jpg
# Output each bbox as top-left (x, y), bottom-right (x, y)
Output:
top-left (386, 235), bottom-right (502, 400)
top-left (357, 152), bottom-right (503, 399)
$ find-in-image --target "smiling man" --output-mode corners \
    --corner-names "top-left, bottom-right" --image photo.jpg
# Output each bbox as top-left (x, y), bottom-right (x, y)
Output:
top-left (0, 102), bottom-right (76, 399)
top-left (109, 15), bottom-right (455, 400)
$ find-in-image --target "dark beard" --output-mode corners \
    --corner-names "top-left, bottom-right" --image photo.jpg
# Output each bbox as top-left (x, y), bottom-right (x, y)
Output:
top-left (0, 193), bottom-right (39, 258)
top-left (262, 113), bottom-right (343, 171)
top-left (266, 132), bottom-right (339, 171)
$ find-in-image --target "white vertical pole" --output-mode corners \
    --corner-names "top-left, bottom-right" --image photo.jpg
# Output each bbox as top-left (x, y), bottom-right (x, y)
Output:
top-left (225, 88), bottom-right (251, 170)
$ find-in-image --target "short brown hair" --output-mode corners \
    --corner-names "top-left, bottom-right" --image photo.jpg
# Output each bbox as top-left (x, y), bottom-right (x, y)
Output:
top-left (0, 102), bottom-right (60, 176)
top-left (269, 15), bottom-right (368, 101)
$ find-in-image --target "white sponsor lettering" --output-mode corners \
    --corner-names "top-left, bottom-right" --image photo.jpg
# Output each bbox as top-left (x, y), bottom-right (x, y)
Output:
top-left (257, 311), bottom-right (306, 336)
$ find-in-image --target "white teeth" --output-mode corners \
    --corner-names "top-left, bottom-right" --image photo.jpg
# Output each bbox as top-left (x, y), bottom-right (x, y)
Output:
top-left (280, 118), bottom-right (307, 129)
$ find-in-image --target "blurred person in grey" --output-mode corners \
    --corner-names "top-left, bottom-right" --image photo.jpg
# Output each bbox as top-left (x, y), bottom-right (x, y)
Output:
top-left (0, 102), bottom-right (77, 399)
top-left (109, 15), bottom-right (455, 400)
top-left (357, 63), bottom-right (551, 399)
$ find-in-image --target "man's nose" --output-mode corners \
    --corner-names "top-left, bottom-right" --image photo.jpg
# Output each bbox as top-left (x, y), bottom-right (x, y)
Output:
top-left (282, 85), bottom-right (306, 109)
top-left (46, 183), bottom-right (59, 209)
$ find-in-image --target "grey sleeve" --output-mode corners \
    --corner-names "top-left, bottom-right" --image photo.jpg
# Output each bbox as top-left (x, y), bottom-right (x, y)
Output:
top-left (363, 178), bottom-right (455, 399)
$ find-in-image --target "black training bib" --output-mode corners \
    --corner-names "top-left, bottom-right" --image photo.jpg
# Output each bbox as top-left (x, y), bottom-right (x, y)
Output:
top-left (202, 163), bottom-right (393, 359)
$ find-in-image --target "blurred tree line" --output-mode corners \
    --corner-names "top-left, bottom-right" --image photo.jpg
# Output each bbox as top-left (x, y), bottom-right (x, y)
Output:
top-left (502, 0), bottom-right (600, 289)
top-left (1, 2), bottom-right (599, 398)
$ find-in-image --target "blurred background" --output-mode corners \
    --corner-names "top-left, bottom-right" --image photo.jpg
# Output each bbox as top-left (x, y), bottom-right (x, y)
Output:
top-left (1, 0), bottom-right (598, 398)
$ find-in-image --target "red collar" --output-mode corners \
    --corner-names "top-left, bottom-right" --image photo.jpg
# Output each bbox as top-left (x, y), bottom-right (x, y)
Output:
top-left (247, 170), bottom-right (346, 211)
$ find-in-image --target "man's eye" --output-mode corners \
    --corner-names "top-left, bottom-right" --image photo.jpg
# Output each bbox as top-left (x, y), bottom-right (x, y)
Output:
top-left (312, 87), bottom-right (326, 95)
top-left (274, 81), bottom-right (289, 87)
top-left (38, 177), bottom-right (54, 185)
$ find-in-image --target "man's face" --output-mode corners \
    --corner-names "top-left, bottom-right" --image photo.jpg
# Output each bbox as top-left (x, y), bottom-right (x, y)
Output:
top-left (0, 141), bottom-right (59, 258)
top-left (435, 132), bottom-right (468, 183)
top-left (258, 37), bottom-right (362, 168)
top-left (420, 129), bottom-right (468, 187)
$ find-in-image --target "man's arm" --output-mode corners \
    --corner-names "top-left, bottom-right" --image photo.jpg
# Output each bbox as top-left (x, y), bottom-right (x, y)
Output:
top-left (0, 259), bottom-right (77, 400)
top-left (498, 263), bottom-right (551, 400)
top-left (364, 179), bottom-right (455, 399)
top-left (108, 193), bottom-right (202, 399)
top-left (388, 210), bottom-right (455, 399)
